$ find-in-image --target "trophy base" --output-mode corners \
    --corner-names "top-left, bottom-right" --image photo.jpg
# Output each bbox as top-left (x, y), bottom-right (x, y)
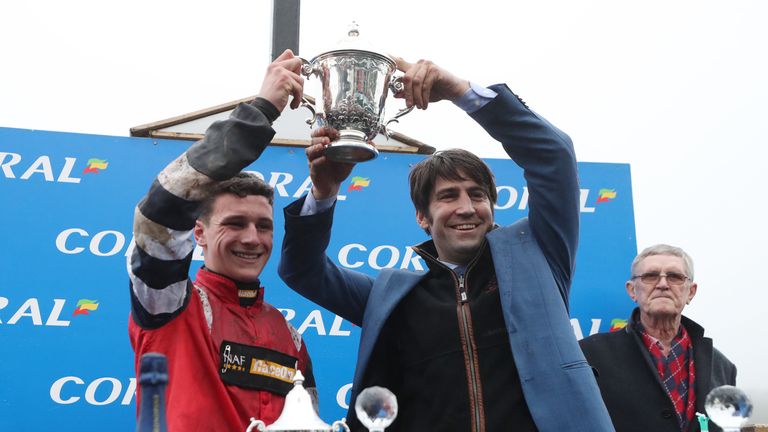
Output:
top-left (325, 131), bottom-right (379, 163)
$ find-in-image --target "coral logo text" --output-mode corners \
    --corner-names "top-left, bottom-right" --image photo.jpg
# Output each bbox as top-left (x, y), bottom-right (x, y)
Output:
top-left (50, 376), bottom-right (136, 406)
top-left (596, 188), bottom-right (617, 203)
top-left (279, 309), bottom-right (355, 336)
top-left (347, 176), bottom-right (370, 192)
top-left (0, 297), bottom-right (100, 327)
top-left (83, 158), bottom-right (108, 174)
top-left (0, 151), bottom-right (81, 183)
top-left (73, 299), bottom-right (99, 316)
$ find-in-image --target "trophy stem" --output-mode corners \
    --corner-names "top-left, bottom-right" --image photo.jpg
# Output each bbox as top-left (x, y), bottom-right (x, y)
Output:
top-left (325, 130), bottom-right (378, 163)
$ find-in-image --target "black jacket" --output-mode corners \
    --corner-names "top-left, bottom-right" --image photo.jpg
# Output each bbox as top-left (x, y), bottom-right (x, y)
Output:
top-left (579, 309), bottom-right (736, 432)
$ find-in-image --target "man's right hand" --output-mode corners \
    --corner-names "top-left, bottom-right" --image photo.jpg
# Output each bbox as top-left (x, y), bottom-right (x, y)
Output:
top-left (258, 49), bottom-right (304, 112)
top-left (307, 127), bottom-right (355, 200)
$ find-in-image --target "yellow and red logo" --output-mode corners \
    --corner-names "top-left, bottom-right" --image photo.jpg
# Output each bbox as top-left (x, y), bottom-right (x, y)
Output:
top-left (609, 318), bottom-right (627, 332)
top-left (348, 176), bottom-right (370, 192)
top-left (73, 299), bottom-right (99, 316)
top-left (596, 188), bottom-right (617, 203)
top-left (83, 158), bottom-right (108, 174)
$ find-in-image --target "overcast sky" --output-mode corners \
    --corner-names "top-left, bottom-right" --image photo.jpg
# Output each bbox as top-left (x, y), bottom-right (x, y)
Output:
top-left (2, 0), bottom-right (767, 420)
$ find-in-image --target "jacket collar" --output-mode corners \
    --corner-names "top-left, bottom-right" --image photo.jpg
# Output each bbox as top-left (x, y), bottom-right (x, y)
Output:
top-left (625, 306), bottom-right (714, 419)
top-left (626, 307), bottom-right (705, 341)
top-left (411, 234), bottom-right (491, 273)
top-left (194, 266), bottom-right (264, 307)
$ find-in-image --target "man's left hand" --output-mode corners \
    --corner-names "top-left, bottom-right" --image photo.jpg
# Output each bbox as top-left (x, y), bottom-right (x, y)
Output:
top-left (392, 57), bottom-right (470, 110)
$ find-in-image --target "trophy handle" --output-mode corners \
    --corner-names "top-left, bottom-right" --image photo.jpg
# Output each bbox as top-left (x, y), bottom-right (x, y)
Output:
top-left (300, 96), bottom-right (320, 127)
top-left (382, 75), bottom-right (415, 138)
top-left (332, 419), bottom-right (351, 432)
top-left (298, 57), bottom-right (319, 78)
top-left (245, 418), bottom-right (266, 432)
top-left (298, 57), bottom-right (323, 127)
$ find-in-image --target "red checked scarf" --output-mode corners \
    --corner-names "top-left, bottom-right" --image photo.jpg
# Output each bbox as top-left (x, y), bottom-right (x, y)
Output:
top-left (639, 323), bottom-right (696, 431)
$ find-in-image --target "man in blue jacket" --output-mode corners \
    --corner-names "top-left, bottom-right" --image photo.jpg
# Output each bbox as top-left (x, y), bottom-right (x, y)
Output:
top-left (279, 57), bottom-right (613, 431)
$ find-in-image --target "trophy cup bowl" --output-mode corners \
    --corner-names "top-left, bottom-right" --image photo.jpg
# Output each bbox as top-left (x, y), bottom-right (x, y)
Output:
top-left (300, 23), bottom-right (413, 163)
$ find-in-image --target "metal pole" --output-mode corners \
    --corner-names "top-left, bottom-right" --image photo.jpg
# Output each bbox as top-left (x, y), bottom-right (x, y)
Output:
top-left (271, 0), bottom-right (301, 60)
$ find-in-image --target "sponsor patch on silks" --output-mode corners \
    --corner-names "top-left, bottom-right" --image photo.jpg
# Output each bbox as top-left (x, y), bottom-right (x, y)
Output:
top-left (219, 340), bottom-right (297, 395)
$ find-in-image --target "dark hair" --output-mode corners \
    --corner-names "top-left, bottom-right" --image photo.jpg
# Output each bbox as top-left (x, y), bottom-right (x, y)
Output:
top-left (409, 148), bottom-right (497, 218)
top-left (198, 173), bottom-right (274, 223)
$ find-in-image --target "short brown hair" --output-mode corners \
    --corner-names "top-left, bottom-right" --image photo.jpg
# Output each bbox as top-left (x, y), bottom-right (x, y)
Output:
top-left (409, 148), bottom-right (497, 219)
top-left (198, 173), bottom-right (274, 223)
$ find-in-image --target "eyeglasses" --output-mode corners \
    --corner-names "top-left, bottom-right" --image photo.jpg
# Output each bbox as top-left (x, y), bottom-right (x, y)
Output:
top-left (631, 272), bottom-right (689, 286)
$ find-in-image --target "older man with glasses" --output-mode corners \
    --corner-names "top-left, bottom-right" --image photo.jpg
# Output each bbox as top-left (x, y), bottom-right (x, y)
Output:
top-left (580, 244), bottom-right (736, 432)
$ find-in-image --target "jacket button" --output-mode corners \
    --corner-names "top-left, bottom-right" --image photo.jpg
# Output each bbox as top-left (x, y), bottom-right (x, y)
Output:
top-left (661, 409), bottom-right (674, 419)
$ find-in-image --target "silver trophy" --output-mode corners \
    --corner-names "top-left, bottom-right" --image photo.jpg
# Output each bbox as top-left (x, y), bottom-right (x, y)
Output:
top-left (300, 22), bottom-right (414, 163)
top-left (246, 371), bottom-right (399, 432)
top-left (246, 370), bottom-right (349, 432)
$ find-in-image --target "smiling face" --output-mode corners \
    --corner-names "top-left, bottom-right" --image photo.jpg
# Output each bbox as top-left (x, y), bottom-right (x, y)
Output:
top-left (193, 193), bottom-right (273, 283)
top-left (416, 175), bottom-right (494, 265)
top-left (627, 254), bottom-right (697, 321)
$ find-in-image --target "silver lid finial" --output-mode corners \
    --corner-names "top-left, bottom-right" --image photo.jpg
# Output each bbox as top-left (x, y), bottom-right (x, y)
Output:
top-left (348, 21), bottom-right (360, 38)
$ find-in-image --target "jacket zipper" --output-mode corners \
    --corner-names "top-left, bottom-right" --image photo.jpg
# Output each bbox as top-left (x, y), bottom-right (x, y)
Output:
top-left (412, 245), bottom-right (486, 432)
top-left (458, 274), bottom-right (483, 432)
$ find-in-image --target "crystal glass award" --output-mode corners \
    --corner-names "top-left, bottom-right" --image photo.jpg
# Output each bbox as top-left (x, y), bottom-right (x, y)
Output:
top-left (705, 385), bottom-right (753, 432)
top-left (354, 386), bottom-right (398, 432)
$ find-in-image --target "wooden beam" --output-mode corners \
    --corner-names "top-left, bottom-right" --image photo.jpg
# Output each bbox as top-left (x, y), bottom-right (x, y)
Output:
top-left (130, 95), bottom-right (257, 137)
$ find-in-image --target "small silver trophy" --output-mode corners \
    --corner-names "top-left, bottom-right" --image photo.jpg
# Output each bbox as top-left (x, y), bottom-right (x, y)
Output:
top-left (704, 385), bottom-right (754, 432)
top-left (246, 370), bottom-right (349, 432)
top-left (300, 22), bottom-right (414, 163)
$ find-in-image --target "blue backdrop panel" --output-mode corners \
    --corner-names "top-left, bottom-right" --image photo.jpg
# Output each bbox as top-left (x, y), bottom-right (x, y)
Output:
top-left (0, 127), bottom-right (636, 430)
